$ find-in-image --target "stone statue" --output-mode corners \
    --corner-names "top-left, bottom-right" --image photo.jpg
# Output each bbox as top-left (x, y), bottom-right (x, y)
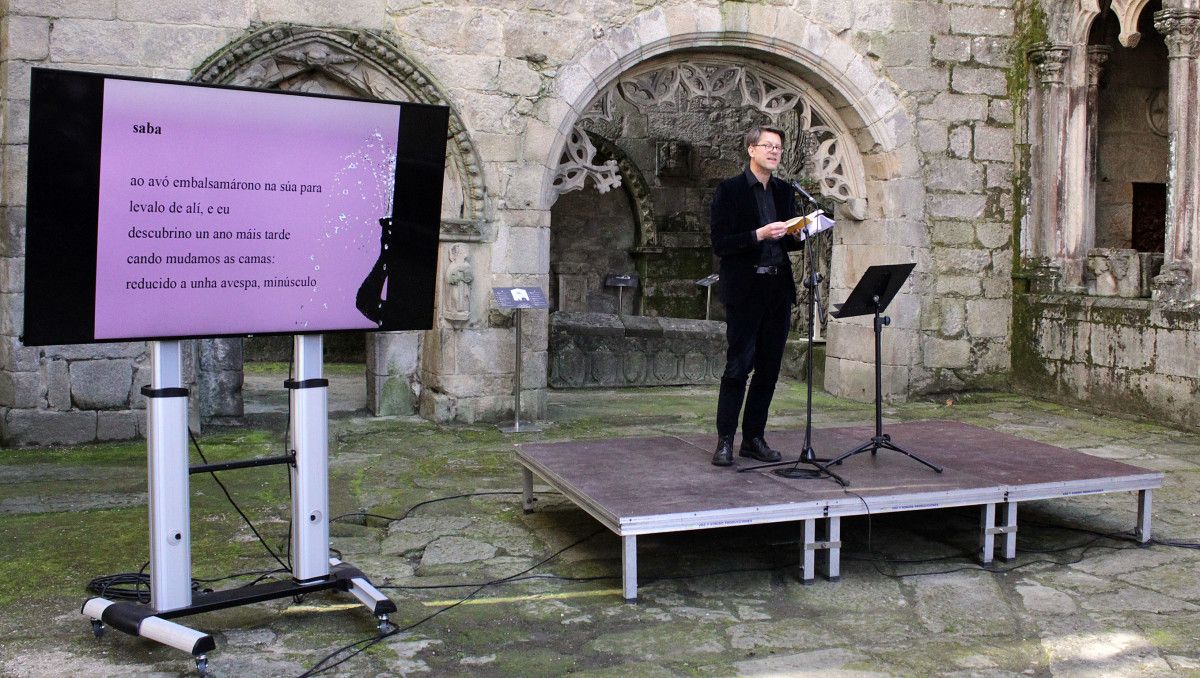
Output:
top-left (445, 244), bottom-right (473, 325)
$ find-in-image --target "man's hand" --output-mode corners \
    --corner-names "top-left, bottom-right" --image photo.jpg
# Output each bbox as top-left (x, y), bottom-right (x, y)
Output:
top-left (755, 221), bottom-right (789, 241)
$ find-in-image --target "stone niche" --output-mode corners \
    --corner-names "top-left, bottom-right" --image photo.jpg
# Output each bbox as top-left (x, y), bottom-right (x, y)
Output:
top-left (549, 312), bottom-right (724, 388)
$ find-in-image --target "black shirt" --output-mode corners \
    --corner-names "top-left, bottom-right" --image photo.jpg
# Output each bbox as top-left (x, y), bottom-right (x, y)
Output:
top-left (745, 167), bottom-right (785, 267)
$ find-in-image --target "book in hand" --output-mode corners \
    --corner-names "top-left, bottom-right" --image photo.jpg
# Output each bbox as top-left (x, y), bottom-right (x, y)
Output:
top-left (783, 209), bottom-right (836, 240)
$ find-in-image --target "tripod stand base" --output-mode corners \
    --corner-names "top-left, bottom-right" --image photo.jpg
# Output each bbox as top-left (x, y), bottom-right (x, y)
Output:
top-left (773, 466), bottom-right (824, 479)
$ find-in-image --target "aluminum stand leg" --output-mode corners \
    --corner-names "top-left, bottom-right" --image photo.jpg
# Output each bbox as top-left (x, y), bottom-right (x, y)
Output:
top-left (1136, 489), bottom-right (1153, 544)
top-left (146, 340), bottom-right (192, 613)
top-left (290, 335), bottom-right (330, 582)
top-left (522, 468), bottom-right (536, 514)
top-left (821, 517), bottom-right (842, 581)
top-left (801, 518), bottom-right (816, 584)
top-left (999, 502), bottom-right (1018, 561)
top-left (622, 535), bottom-right (638, 601)
top-left (979, 503), bottom-right (996, 565)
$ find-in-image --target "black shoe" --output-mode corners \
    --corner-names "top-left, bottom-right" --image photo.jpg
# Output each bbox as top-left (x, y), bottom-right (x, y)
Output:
top-left (740, 436), bottom-right (782, 462)
top-left (712, 436), bottom-right (734, 466)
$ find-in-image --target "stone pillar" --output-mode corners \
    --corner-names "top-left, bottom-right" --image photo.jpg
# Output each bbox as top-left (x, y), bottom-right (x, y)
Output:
top-left (1153, 9), bottom-right (1200, 303)
top-left (367, 331), bottom-right (422, 416)
top-left (1027, 44), bottom-right (1072, 292)
top-left (1080, 46), bottom-right (1111, 282)
top-left (196, 338), bottom-right (243, 420)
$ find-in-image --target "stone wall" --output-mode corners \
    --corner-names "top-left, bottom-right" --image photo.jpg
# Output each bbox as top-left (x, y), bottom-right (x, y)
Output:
top-left (549, 312), bottom-right (723, 388)
top-left (1013, 293), bottom-right (1200, 430)
top-left (1, 0), bottom-right (1033, 442)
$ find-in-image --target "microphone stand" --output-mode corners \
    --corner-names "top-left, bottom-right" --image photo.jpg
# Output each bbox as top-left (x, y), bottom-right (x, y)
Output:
top-left (740, 184), bottom-right (844, 485)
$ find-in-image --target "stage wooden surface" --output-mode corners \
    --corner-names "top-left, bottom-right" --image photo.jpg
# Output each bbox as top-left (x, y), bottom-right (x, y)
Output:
top-left (518, 420), bottom-right (1160, 521)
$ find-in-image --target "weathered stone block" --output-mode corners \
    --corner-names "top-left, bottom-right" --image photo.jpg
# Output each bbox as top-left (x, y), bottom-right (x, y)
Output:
top-left (926, 158), bottom-right (983, 193)
top-left (45, 358), bottom-right (69, 411)
top-left (971, 36), bottom-right (1012, 68)
top-left (924, 336), bottom-right (971, 368)
top-left (1155, 328), bottom-right (1200, 379)
top-left (930, 221), bottom-right (976, 246)
top-left (0, 206), bottom-right (26, 258)
top-left (0, 370), bottom-right (40, 408)
top-left (70, 359), bottom-right (133, 409)
top-left (0, 257), bottom-right (24, 294)
top-left (923, 92), bottom-right (988, 122)
top-left (947, 124), bottom-right (975, 160)
top-left (935, 275), bottom-right (982, 296)
top-left (97, 410), bottom-right (139, 441)
top-left (928, 193), bottom-right (986, 220)
top-left (949, 6), bottom-right (1013, 36)
top-left (966, 298), bottom-right (1011, 338)
top-left (370, 373), bottom-right (417, 416)
top-left (1085, 248), bottom-right (1142, 298)
top-left (0, 334), bottom-right (39, 372)
top-left (9, 0), bottom-right (115, 18)
top-left (988, 99), bottom-right (1013, 125)
top-left (890, 67), bottom-right (950, 94)
top-left (2, 15), bottom-right (51, 60)
top-left (933, 35), bottom-right (971, 63)
top-left (197, 337), bottom-right (242, 371)
top-left (951, 67), bottom-right (1007, 96)
top-left (3, 409), bottom-right (95, 446)
top-left (116, 0), bottom-right (248, 27)
top-left (50, 19), bottom-right (238, 69)
top-left (973, 126), bottom-right (1012, 162)
top-left (195, 369), bottom-right (242, 418)
top-left (917, 120), bottom-right (949, 154)
top-left (367, 331), bottom-right (421, 376)
top-left (4, 145), bottom-right (28, 205)
top-left (46, 341), bottom-right (146, 360)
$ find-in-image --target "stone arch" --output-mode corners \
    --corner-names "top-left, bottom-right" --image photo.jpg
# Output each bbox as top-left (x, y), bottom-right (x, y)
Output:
top-left (1061, 0), bottom-right (1159, 46)
top-left (530, 5), bottom-right (925, 401)
top-left (189, 24), bottom-right (489, 420)
top-left (194, 24), bottom-right (488, 229)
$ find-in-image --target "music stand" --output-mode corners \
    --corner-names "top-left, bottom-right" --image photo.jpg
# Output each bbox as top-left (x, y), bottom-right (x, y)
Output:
top-left (819, 263), bottom-right (943, 476)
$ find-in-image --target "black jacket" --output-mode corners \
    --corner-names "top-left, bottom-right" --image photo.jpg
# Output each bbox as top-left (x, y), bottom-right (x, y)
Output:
top-left (709, 172), bottom-right (802, 305)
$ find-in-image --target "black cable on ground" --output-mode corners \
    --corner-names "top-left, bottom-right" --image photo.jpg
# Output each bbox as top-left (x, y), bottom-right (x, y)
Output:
top-left (296, 527), bottom-right (605, 677)
top-left (188, 428), bottom-right (291, 571)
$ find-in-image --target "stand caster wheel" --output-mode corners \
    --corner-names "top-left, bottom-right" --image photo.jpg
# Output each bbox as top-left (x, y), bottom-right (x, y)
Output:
top-left (376, 614), bottom-right (393, 634)
top-left (292, 594), bottom-right (305, 604)
top-left (90, 620), bottom-right (105, 638)
top-left (195, 655), bottom-right (208, 676)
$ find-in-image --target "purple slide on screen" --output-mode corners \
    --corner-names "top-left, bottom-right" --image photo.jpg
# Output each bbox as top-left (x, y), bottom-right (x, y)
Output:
top-left (94, 78), bottom-right (401, 339)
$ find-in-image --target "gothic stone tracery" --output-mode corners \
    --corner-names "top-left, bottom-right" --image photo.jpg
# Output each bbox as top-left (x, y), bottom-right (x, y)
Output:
top-left (553, 59), bottom-right (866, 205)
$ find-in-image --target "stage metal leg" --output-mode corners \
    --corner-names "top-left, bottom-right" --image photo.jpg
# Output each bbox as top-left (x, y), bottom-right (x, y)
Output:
top-left (522, 468), bottom-right (535, 514)
top-left (622, 535), bottom-right (638, 601)
top-left (999, 502), bottom-right (1018, 561)
top-left (821, 517), bottom-right (841, 581)
top-left (801, 518), bottom-right (816, 584)
top-left (146, 340), bottom-right (192, 613)
top-left (290, 335), bottom-right (331, 582)
top-left (979, 503), bottom-right (996, 565)
top-left (1136, 490), bottom-right (1153, 544)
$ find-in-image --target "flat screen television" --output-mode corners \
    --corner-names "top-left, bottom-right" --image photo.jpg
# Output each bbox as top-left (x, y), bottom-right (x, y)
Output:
top-left (22, 67), bottom-right (448, 346)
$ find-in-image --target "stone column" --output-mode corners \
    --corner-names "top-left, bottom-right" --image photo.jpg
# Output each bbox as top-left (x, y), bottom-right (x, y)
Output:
top-left (1153, 9), bottom-right (1200, 302)
top-left (1026, 44), bottom-right (1072, 292)
top-left (1080, 46), bottom-right (1112, 285)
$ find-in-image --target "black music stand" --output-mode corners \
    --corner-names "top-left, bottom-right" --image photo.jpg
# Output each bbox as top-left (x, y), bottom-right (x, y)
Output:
top-left (819, 263), bottom-right (943, 476)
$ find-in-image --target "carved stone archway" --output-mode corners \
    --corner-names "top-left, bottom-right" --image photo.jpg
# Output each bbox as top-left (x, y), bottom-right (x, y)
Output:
top-left (554, 57), bottom-right (868, 210)
top-left (189, 25), bottom-right (487, 419)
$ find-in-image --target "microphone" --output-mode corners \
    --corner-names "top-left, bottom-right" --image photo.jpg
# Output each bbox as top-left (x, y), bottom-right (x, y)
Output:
top-left (790, 180), bottom-right (818, 207)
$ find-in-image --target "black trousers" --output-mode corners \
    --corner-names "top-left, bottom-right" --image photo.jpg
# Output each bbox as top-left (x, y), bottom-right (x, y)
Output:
top-left (716, 276), bottom-right (792, 439)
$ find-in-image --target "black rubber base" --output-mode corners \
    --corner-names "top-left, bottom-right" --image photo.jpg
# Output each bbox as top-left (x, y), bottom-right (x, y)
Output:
top-left (773, 467), bottom-right (824, 479)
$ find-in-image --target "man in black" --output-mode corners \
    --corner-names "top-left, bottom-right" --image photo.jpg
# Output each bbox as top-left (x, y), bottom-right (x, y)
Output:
top-left (709, 125), bottom-right (804, 466)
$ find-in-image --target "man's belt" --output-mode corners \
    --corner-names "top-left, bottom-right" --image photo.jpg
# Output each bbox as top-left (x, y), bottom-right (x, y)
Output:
top-left (753, 265), bottom-right (782, 275)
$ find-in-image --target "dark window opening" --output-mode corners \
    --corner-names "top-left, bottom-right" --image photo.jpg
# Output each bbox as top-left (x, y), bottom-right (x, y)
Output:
top-left (1131, 182), bottom-right (1166, 253)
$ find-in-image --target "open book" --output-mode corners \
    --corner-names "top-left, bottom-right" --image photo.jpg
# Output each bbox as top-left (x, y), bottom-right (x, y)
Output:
top-left (783, 209), bottom-right (836, 240)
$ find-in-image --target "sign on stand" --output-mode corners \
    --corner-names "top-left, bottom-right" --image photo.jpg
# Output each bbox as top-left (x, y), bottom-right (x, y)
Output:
top-left (492, 288), bottom-right (548, 433)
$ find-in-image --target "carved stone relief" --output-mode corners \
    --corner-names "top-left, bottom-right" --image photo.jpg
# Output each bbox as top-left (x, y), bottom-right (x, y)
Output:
top-left (553, 58), bottom-right (867, 205)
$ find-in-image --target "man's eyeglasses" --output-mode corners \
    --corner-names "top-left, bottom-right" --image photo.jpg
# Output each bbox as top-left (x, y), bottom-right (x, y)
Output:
top-left (753, 143), bottom-right (783, 152)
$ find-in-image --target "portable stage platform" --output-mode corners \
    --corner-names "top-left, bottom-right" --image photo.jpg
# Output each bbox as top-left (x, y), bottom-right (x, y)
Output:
top-left (516, 420), bottom-right (1163, 600)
